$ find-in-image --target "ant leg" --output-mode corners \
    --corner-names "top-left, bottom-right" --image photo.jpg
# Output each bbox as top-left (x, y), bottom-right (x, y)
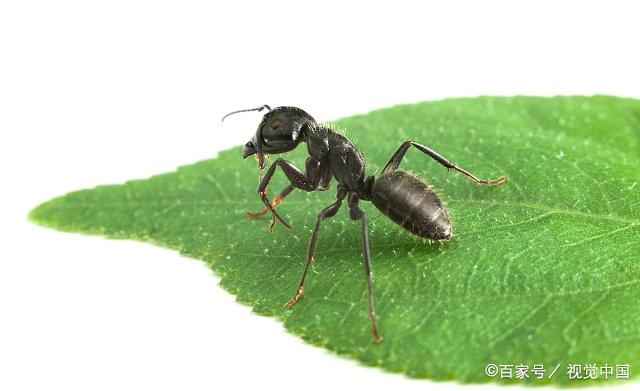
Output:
top-left (257, 157), bottom-right (323, 231)
top-left (348, 193), bottom-right (382, 343)
top-left (381, 140), bottom-right (507, 185)
top-left (284, 187), bottom-right (347, 309)
top-left (246, 184), bottom-right (294, 217)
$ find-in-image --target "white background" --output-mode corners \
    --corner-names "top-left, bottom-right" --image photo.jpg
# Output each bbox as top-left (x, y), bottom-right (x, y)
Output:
top-left (1, 1), bottom-right (639, 390)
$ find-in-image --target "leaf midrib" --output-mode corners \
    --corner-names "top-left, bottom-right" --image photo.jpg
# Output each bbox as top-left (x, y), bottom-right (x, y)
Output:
top-left (39, 197), bottom-right (640, 225)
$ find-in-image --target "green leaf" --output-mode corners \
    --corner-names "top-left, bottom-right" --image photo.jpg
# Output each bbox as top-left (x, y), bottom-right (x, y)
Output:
top-left (29, 96), bottom-right (640, 385)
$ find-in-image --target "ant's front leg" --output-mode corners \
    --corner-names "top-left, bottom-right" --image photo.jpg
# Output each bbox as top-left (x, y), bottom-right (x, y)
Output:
top-left (247, 159), bottom-right (333, 218)
top-left (255, 157), bottom-right (323, 231)
top-left (246, 184), bottom-right (294, 218)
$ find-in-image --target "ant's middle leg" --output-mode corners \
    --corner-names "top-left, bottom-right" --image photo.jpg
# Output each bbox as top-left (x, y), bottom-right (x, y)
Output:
top-left (284, 187), bottom-right (347, 309)
top-left (381, 140), bottom-right (507, 185)
top-left (256, 157), bottom-right (324, 231)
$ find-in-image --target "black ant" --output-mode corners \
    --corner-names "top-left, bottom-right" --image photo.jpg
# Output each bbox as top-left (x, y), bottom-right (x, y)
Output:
top-left (222, 105), bottom-right (507, 343)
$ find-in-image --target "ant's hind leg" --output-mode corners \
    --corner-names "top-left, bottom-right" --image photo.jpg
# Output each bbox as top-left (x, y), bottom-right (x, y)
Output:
top-left (284, 188), bottom-right (347, 309)
top-left (381, 140), bottom-right (507, 185)
top-left (246, 184), bottom-right (294, 218)
top-left (348, 193), bottom-right (382, 343)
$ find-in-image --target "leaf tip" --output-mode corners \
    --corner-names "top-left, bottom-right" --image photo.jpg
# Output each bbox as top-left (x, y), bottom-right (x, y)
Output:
top-left (27, 196), bottom-right (68, 229)
top-left (27, 200), bottom-right (51, 226)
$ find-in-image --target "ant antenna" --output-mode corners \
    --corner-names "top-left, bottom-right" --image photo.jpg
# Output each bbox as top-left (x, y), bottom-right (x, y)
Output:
top-left (221, 105), bottom-right (272, 122)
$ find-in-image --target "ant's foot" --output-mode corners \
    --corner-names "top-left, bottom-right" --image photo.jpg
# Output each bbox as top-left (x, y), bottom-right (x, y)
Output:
top-left (486, 175), bottom-right (507, 186)
top-left (371, 326), bottom-right (383, 344)
top-left (284, 286), bottom-right (304, 309)
top-left (246, 207), bottom-right (269, 218)
top-left (267, 212), bottom-right (291, 231)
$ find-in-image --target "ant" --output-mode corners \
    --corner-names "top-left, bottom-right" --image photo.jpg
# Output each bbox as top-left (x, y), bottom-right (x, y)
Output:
top-left (222, 105), bottom-right (507, 343)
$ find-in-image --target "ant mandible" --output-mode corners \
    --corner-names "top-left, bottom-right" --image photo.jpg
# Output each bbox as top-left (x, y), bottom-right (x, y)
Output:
top-left (222, 105), bottom-right (507, 343)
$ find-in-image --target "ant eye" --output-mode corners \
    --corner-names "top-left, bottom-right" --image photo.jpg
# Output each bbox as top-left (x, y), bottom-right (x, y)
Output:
top-left (270, 120), bottom-right (281, 130)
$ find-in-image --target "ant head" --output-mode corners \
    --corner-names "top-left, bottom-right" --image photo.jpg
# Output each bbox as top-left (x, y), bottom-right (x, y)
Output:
top-left (222, 105), bottom-right (316, 169)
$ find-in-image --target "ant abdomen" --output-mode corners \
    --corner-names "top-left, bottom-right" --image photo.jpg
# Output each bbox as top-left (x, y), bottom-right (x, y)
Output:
top-left (371, 170), bottom-right (452, 240)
